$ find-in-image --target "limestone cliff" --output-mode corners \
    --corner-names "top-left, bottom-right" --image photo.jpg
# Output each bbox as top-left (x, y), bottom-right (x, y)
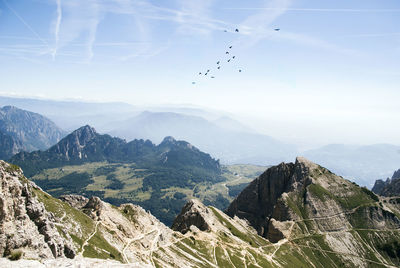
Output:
top-left (0, 161), bottom-right (74, 260)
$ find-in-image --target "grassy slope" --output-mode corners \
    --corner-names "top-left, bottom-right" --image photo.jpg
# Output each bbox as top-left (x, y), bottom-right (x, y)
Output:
top-left (27, 172), bottom-right (400, 267)
top-left (30, 162), bottom-right (267, 225)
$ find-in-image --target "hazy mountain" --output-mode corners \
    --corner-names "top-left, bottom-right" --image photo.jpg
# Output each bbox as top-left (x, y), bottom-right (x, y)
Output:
top-left (303, 143), bottom-right (400, 186)
top-left (108, 111), bottom-right (296, 165)
top-left (0, 96), bottom-right (138, 131)
top-left (0, 106), bottom-right (65, 159)
top-left (372, 169), bottom-right (400, 196)
top-left (2, 158), bottom-right (400, 267)
top-left (0, 131), bottom-right (22, 160)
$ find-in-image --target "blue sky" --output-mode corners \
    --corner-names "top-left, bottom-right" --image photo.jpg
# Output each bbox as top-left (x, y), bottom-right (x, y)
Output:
top-left (0, 0), bottom-right (399, 146)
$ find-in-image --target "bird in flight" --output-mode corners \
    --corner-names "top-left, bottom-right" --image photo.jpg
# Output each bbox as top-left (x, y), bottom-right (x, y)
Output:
top-left (217, 66), bottom-right (220, 69)
top-left (199, 72), bottom-right (202, 75)
top-left (226, 51), bottom-right (229, 54)
top-left (274, 28), bottom-right (280, 31)
top-left (235, 29), bottom-right (239, 32)
top-left (229, 46), bottom-right (232, 49)
top-left (238, 69), bottom-right (242, 72)
top-left (217, 61), bottom-right (220, 64)
top-left (227, 59), bottom-right (231, 62)
top-left (192, 82), bottom-right (196, 84)
top-left (211, 76), bottom-right (215, 79)
top-left (232, 56), bottom-right (235, 59)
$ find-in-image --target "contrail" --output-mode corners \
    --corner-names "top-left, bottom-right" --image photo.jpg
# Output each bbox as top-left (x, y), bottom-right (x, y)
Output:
top-left (223, 7), bottom-right (400, 12)
top-left (2, 0), bottom-right (51, 52)
top-left (52, 0), bottom-right (62, 60)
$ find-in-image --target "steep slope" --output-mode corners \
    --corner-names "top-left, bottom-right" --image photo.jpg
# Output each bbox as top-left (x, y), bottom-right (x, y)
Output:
top-left (2, 160), bottom-right (400, 267)
top-left (303, 144), bottom-right (400, 186)
top-left (0, 132), bottom-right (22, 160)
top-left (0, 106), bottom-right (65, 158)
top-left (0, 96), bottom-right (138, 131)
top-left (227, 157), bottom-right (400, 267)
top-left (9, 126), bottom-right (223, 225)
top-left (372, 169), bottom-right (400, 196)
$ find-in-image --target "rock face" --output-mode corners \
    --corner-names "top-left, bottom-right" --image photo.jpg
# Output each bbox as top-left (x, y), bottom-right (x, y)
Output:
top-left (372, 168), bottom-right (400, 196)
top-left (226, 157), bottom-right (400, 245)
top-left (226, 157), bottom-right (312, 239)
top-left (171, 199), bottom-right (211, 234)
top-left (0, 132), bottom-right (22, 160)
top-left (0, 160), bottom-right (75, 260)
top-left (0, 106), bottom-right (65, 159)
top-left (2, 158), bottom-right (400, 267)
top-left (59, 194), bottom-right (89, 209)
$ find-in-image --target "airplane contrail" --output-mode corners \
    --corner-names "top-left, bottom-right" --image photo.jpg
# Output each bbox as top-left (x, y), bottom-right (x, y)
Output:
top-left (52, 0), bottom-right (62, 60)
top-left (2, 0), bottom-right (51, 53)
top-left (223, 8), bottom-right (400, 12)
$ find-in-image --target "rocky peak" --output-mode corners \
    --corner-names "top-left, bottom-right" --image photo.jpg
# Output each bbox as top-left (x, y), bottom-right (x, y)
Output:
top-left (161, 136), bottom-right (176, 144)
top-left (67, 125), bottom-right (97, 147)
top-left (226, 157), bottom-right (313, 238)
top-left (171, 199), bottom-right (211, 234)
top-left (48, 125), bottom-right (98, 159)
top-left (372, 169), bottom-right (400, 196)
top-left (393, 169), bottom-right (400, 180)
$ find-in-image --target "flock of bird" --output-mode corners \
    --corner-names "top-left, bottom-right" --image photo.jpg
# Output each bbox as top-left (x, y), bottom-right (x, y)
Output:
top-left (192, 27), bottom-right (280, 85)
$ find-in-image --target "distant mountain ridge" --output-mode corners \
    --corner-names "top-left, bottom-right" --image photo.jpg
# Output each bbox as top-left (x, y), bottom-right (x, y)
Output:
top-left (372, 169), bottom-right (400, 196)
top-left (0, 106), bottom-right (65, 159)
top-left (108, 111), bottom-right (296, 165)
top-left (303, 143), bottom-right (400, 186)
top-left (10, 125), bottom-right (221, 178)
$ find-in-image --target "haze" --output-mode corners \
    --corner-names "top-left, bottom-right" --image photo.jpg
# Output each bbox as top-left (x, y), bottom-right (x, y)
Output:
top-left (0, 0), bottom-right (399, 147)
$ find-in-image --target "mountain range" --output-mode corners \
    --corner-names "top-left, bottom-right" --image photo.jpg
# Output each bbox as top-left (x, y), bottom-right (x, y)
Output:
top-left (107, 111), bottom-right (296, 165)
top-left (0, 106), bottom-right (65, 160)
top-left (1, 98), bottom-right (399, 187)
top-left (9, 125), bottom-right (230, 225)
top-left (1, 157), bottom-right (400, 267)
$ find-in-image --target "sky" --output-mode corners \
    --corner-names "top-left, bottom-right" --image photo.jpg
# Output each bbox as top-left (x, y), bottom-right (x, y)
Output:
top-left (0, 0), bottom-right (399, 147)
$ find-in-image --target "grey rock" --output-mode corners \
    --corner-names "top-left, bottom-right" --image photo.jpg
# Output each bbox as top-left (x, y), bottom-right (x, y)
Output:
top-left (171, 199), bottom-right (211, 234)
top-left (59, 194), bottom-right (89, 209)
top-left (0, 161), bottom-right (75, 259)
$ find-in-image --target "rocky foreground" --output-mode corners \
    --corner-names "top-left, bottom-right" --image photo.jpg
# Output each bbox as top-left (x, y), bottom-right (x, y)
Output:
top-left (1, 159), bottom-right (400, 267)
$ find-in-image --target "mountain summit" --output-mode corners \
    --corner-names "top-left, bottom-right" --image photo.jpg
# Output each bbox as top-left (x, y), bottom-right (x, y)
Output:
top-left (227, 157), bottom-right (400, 252)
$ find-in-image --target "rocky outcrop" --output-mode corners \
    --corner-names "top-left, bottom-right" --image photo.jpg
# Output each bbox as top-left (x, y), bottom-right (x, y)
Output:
top-left (0, 161), bottom-right (75, 260)
top-left (226, 157), bottom-right (400, 244)
top-left (59, 194), bottom-right (89, 209)
top-left (226, 157), bottom-right (312, 238)
top-left (372, 169), bottom-right (400, 196)
top-left (82, 196), bottom-right (104, 220)
top-left (372, 179), bottom-right (387, 195)
top-left (171, 199), bottom-right (211, 234)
